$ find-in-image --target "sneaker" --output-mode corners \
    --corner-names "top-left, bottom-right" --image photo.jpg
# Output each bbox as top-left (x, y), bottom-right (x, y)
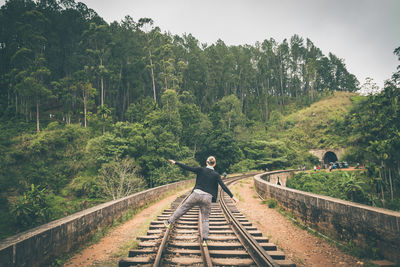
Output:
top-left (201, 240), bottom-right (207, 247)
top-left (164, 220), bottom-right (171, 229)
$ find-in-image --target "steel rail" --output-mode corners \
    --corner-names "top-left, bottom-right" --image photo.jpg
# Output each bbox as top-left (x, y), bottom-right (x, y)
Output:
top-left (152, 192), bottom-right (191, 267)
top-left (219, 176), bottom-right (280, 267)
top-left (198, 209), bottom-right (213, 267)
top-left (153, 173), bottom-right (262, 267)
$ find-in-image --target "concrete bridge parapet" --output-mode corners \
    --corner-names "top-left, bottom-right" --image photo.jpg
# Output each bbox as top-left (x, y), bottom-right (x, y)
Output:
top-left (0, 179), bottom-right (195, 267)
top-left (262, 170), bottom-right (294, 187)
top-left (254, 171), bottom-right (400, 265)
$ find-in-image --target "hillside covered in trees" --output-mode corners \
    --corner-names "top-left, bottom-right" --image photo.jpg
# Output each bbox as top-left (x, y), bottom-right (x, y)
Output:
top-left (0, 0), bottom-right (359, 130)
top-left (1, 0), bottom-right (399, 240)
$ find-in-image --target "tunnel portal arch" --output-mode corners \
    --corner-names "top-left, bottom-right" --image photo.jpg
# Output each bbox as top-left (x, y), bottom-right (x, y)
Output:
top-left (309, 148), bottom-right (344, 164)
top-left (323, 151), bottom-right (338, 164)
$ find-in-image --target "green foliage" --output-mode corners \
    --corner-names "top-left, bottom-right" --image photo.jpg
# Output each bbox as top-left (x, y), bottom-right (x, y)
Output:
top-left (271, 92), bottom-right (355, 149)
top-left (287, 171), bottom-right (372, 205)
top-left (11, 184), bottom-right (51, 229)
top-left (341, 58), bottom-right (400, 209)
top-left (178, 101), bottom-right (211, 150)
top-left (64, 172), bottom-right (101, 198)
top-left (230, 159), bottom-right (257, 173)
top-left (5, 124), bottom-right (89, 193)
top-left (125, 97), bottom-right (158, 123)
top-left (196, 130), bottom-right (244, 173)
top-left (1, 0), bottom-right (358, 125)
top-left (0, 120), bottom-right (35, 190)
top-left (85, 132), bottom-right (129, 169)
top-left (262, 198), bottom-right (277, 208)
top-left (0, 0), bottom-right (387, 240)
top-left (150, 157), bottom-right (198, 187)
top-left (210, 95), bottom-right (246, 132)
top-left (149, 163), bottom-right (185, 187)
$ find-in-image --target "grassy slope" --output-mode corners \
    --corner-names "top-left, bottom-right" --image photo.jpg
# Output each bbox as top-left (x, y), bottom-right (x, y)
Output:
top-left (270, 92), bottom-right (358, 151)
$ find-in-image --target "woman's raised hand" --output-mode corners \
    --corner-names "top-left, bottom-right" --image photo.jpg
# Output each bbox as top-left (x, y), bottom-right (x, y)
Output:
top-left (169, 159), bottom-right (176, 165)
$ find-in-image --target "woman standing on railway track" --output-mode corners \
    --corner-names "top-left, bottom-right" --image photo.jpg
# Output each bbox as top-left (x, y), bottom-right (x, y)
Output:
top-left (165, 156), bottom-right (239, 247)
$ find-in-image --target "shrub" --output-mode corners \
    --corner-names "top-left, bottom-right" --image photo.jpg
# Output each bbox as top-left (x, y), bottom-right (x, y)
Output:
top-left (11, 184), bottom-right (52, 229)
top-left (287, 171), bottom-right (373, 206)
top-left (98, 158), bottom-right (146, 200)
top-left (262, 198), bottom-right (277, 208)
top-left (65, 172), bottom-right (102, 198)
top-left (230, 159), bottom-right (257, 173)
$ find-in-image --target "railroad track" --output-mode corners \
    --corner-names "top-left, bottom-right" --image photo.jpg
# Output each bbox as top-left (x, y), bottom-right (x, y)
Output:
top-left (119, 175), bottom-right (295, 266)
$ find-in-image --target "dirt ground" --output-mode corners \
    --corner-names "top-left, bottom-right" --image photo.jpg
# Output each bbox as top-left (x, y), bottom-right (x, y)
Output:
top-left (64, 177), bottom-right (364, 267)
top-left (231, 177), bottom-right (363, 267)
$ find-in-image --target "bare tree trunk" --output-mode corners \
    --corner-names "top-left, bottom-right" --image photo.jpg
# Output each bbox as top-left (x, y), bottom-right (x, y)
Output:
top-left (265, 79), bottom-right (270, 121)
top-left (274, 86), bottom-right (279, 107)
top-left (389, 168), bottom-right (393, 201)
top-left (127, 81), bottom-right (130, 108)
top-left (193, 143), bottom-right (197, 158)
top-left (149, 50), bottom-right (156, 102)
top-left (25, 100), bottom-right (28, 122)
top-left (101, 76), bottom-right (104, 107)
top-left (313, 72), bottom-right (317, 101)
top-left (379, 168), bottom-right (385, 204)
top-left (36, 99), bottom-right (40, 133)
top-left (265, 94), bottom-right (269, 122)
top-left (279, 62), bottom-right (285, 109)
top-left (100, 57), bottom-right (104, 107)
top-left (84, 95), bottom-right (87, 128)
top-left (255, 84), bottom-right (263, 121)
top-left (241, 91), bottom-right (244, 113)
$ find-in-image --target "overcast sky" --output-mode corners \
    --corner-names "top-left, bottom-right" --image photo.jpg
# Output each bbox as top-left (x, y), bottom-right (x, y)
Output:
top-left (2, 0), bottom-right (399, 88)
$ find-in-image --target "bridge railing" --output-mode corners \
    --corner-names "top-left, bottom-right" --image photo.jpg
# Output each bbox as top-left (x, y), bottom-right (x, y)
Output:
top-left (254, 171), bottom-right (400, 265)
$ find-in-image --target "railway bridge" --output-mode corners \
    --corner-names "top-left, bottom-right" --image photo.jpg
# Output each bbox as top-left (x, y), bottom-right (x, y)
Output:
top-left (1, 171), bottom-right (399, 266)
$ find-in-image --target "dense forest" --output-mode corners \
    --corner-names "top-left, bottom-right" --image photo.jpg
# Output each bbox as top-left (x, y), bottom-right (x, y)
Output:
top-left (0, 0), bottom-right (359, 128)
top-left (0, 0), bottom-right (398, 240)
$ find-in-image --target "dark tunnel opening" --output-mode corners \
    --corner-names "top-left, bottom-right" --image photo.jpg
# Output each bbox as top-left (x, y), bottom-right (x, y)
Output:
top-left (323, 151), bottom-right (338, 164)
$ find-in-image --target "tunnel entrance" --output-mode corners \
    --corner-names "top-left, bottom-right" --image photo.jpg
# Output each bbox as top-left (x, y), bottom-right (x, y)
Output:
top-left (323, 151), bottom-right (338, 164)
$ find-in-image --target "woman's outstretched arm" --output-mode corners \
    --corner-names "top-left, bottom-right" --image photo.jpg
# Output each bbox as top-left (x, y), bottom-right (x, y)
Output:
top-left (217, 175), bottom-right (239, 203)
top-left (169, 159), bottom-right (201, 173)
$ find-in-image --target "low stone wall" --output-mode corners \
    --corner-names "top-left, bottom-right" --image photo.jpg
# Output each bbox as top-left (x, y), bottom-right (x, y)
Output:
top-left (0, 179), bottom-right (194, 267)
top-left (262, 170), bottom-right (293, 186)
top-left (254, 172), bottom-right (400, 264)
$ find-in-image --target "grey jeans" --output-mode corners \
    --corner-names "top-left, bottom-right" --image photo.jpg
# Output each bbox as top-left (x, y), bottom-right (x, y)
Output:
top-left (168, 191), bottom-right (212, 239)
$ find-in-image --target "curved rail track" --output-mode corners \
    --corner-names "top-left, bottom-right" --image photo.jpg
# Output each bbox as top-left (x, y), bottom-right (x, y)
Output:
top-left (119, 175), bottom-right (295, 266)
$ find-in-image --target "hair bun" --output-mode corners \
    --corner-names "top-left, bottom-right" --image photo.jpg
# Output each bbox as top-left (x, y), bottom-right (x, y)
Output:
top-left (207, 156), bottom-right (216, 165)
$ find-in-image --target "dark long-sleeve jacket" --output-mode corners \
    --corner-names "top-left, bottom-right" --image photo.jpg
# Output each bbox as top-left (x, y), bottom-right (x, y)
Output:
top-left (175, 162), bottom-right (233, 202)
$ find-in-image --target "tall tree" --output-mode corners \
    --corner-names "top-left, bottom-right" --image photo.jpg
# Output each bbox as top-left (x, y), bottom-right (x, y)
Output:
top-left (138, 18), bottom-right (159, 102)
top-left (289, 34), bottom-right (305, 99)
top-left (180, 34), bottom-right (208, 107)
top-left (276, 39), bottom-right (289, 109)
top-left (257, 38), bottom-right (278, 121)
top-left (74, 69), bottom-right (96, 127)
top-left (11, 9), bottom-right (51, 132)
top-left (80, 21), bottom-right (110, 107)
